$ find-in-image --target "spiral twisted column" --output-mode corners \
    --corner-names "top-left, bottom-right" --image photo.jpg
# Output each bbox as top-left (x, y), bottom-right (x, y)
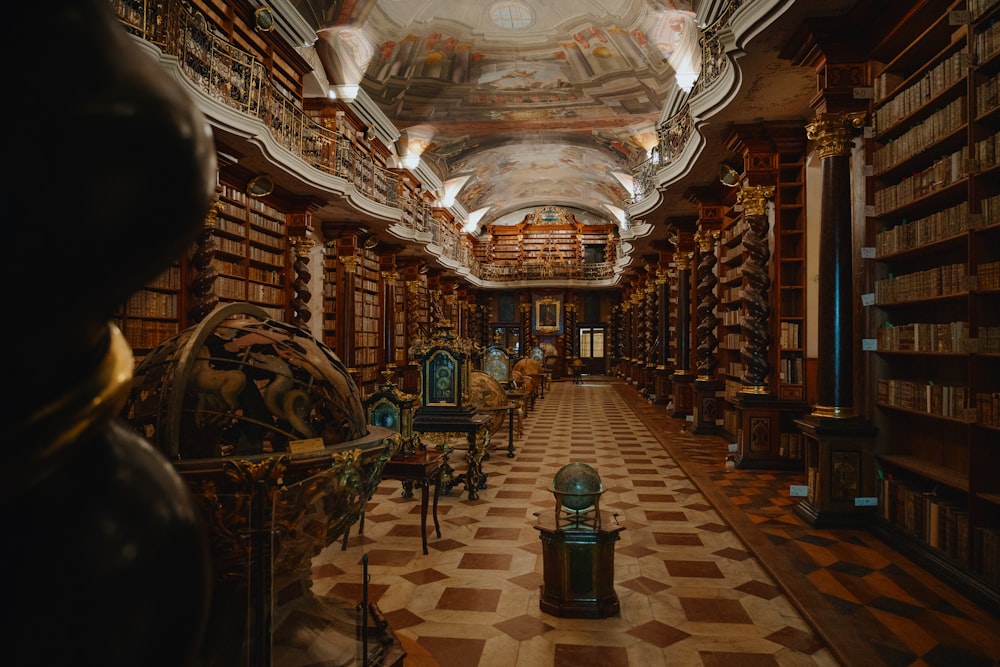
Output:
top-left (672, 251), bottom-right (693, 376)
top-left (289, 236), bottom-right (315, 329)
top-left (188, 200), bottom-right (222, 324)
top-left (405, 280), bottom-right (421, 347)
top-left (738, 185), bottom-right (775, 393)
top-left (645, 281), bottom-right (658, 368)
top-left (695, 228), bottom-right (721, 380)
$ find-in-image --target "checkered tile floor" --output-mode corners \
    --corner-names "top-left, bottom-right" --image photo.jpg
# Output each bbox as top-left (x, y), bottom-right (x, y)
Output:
top-left (314, 379), bottom-right (853, 666)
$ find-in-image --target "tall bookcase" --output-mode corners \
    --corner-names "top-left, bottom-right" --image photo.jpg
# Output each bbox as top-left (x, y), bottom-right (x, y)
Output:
top-left (355, 246), bottom-right (382, 389)
top-left (717, 126), bottom-right (808, 467)
top-left (322, 246), bottom-right (339, 353)
top-left (214, 181), bottom-right (288, 321)
top-left (864, 0), bottom-right (1000, 603)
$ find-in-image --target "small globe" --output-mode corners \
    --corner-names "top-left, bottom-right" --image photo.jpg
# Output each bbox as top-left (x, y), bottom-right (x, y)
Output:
top-left (550, 462), bottom-right (604, 511)
top-left (124, 303), bottom-right (369, 460)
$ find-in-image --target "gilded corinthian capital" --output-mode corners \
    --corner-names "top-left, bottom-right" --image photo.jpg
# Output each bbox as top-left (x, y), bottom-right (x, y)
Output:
top-left (737, 185), bottom-right (774, 217)
top-left (805, 110), bottom-right (867, 159)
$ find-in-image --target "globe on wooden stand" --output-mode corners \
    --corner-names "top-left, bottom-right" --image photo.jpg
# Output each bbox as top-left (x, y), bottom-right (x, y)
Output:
top-left (535, 463), bottom-right (625, 618)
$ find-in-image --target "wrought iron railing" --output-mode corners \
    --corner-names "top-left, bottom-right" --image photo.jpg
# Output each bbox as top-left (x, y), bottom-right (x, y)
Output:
top-left (111, 0), bottom-right (625, 282)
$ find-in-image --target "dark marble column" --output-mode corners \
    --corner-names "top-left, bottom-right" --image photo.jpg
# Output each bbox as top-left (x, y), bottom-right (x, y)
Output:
top-left (671, 251), bottom-right (694, 417)
top-left (806, 110), bottom-right (867, 418)
top-left (673, 251), bottom-right (693, 376)
top-left (794, 110), bottom-right (876, 527)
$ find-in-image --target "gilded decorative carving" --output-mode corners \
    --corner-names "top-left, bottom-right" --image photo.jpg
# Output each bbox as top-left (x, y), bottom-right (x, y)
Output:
top-left (339, 255), bottom-right (360, 273)
top-left (737, 185), bottom-right (774, 217)
top-left (806, 110), bottom-right (867, 159)
top-left (673, 251), bottom-right (693, 270)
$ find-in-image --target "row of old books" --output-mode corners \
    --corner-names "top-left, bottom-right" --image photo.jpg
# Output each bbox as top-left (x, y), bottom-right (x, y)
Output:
top-left (874, 262), bottom-right (969, 304)
top-left (873, 96), bottom-right (966, 173)
top-left (974, 131), bottom-right (1000, 171)
top-left (872, 46), bottom-right (966, 111)
top-left (875, 378), bottom-right (973, 420)
top-left (873, 202), bottom-right (974, 257)
top-left (880, 478), bottom-right (970, 565)
top-left (875, 321), bottom-right (970, 353)
top-left (873, 146), bottom-right (971, 215)
top-left (974, 391), bottom-right (1000, 428)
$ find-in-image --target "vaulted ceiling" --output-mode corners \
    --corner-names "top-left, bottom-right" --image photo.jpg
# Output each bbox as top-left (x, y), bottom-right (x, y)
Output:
top-left (279, 0), bottom-right (857, 266)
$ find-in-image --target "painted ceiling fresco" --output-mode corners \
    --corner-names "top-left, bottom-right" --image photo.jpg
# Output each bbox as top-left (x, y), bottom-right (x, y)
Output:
top-left (292, 0), bottom-right (699, 229)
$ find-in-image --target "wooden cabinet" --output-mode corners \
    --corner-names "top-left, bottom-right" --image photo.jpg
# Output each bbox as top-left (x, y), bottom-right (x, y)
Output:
top-left (864, 0), bottom-right (1000, 603)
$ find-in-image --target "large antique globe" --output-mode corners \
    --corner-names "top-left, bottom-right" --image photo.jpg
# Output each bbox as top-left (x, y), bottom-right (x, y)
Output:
top-left (551, 462), bottom-right (604, 512)
top-left (121, 302), bottom-right (399, 666)
top-left (125, 302), bottom-right (369, 459)
top-left (469, 369), bottom-right (508, 434)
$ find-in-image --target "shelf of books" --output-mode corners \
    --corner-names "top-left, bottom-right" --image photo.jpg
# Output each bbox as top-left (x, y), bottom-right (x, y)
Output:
top-left (215, 181), bottom-right (288, 322)
top-left (322, 248), bottom-right (339, 354)
top-left (864, 0), bottom-right (1000, 604)
top-left (354, 247), bottom-right (382, 393)
top-left (115, 261), bottom-right (184, 360)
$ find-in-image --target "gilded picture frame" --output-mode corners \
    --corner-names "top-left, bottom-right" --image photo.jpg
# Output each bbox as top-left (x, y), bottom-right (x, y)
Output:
top-left (533, 295), bottom-right (562, 334)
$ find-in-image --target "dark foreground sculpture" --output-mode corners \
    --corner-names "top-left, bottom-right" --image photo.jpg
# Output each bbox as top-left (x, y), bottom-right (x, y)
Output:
top-left (2, 2), bottom-right (218, 665)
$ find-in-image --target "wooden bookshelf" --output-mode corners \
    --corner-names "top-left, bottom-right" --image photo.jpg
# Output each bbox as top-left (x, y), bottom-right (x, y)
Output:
top-left (715, 126), bottom-right (808, 467)
top-left (863, 0), bottom-right (1000, 604)
top-left (214, 181), bottom-right (287, 321)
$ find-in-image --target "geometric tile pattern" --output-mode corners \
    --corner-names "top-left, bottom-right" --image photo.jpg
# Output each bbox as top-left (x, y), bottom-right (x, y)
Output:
top-left (615, 383), bottom-right (1000, 667)
top-left (313, 379), bottom-right (839, 666)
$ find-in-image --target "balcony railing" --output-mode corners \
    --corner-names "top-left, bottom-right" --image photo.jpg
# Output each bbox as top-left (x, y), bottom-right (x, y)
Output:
top-left (111, 0), bottom-right (622, 282)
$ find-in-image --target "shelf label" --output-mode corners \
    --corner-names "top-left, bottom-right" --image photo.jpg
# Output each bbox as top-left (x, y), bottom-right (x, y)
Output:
top-left (686, 414), bottom-right (694, 422)
top-left (865, 204), bottom-right (876, 217)
top-left (862, 338), bottom-right (878, 351)
top-left (863, 126), bottom-right (873, 139)
top-left (860, 246), bottom-right (876, 259)
top-left (716, 419), bottom-right (725, 426)
top-left (863, 164), bottom-right (873, 176)
top-left (728, 443), bottom-right (738, 453)
top-left (861, 293), bottom-right (875, 307)
top-left (853, 86), bottom-right (875, 99)
top-left (855, 497), bottom-right (878, 507)
top-left (790, 485), bottom-right (809, 497)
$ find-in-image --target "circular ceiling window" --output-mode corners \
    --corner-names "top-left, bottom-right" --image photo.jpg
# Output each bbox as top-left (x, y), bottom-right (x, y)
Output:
top-left (490, 2), bottom-right (533, 30)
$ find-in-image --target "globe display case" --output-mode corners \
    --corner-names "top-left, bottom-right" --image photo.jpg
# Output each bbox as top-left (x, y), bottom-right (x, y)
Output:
top-left (123, 302), bottom-right (401, 666)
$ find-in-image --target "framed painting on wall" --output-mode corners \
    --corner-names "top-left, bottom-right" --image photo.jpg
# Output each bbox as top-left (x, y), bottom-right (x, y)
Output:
top-left (533, 295), bottom-right (562, 334)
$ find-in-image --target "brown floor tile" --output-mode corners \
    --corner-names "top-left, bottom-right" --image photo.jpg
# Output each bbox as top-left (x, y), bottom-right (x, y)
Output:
top-left (627, 620), bottom-right (691, 648)
top-left (554, 644), bottom-right (629, 667)
top-left (663, 559), bottom-right (726, 579)
top-left (435, 587), bottom-right (503, 612)
top-left (679, 597), bottom-right (753, 624)
top-left (457, 553), bottom-right (514, 570)
top-left (417, 636), bottom-right (486, 667)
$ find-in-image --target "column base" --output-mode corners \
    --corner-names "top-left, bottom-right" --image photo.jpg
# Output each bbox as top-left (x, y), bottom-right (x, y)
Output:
top-left (794, 414), bottom-right (878, 528)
